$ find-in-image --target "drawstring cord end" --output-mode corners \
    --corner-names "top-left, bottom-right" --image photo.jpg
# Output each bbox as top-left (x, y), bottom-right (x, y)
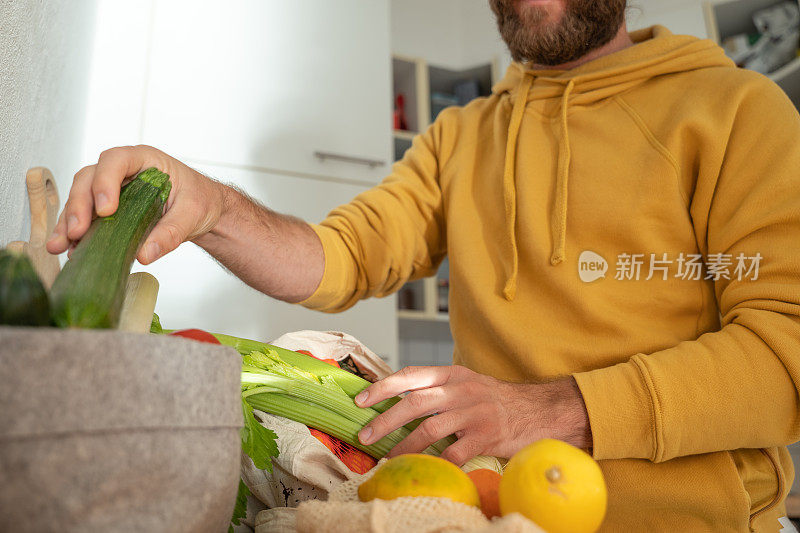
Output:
top-left (502, 278), bottom-right (517, 301)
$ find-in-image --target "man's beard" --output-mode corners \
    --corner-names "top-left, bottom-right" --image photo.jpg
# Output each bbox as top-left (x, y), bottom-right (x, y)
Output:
top-left (489, 0), bottom-right (627, 66)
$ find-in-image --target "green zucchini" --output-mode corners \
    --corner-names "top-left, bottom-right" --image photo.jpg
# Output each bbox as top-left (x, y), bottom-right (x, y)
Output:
top-left (0, 249), bottom-right (51, 326)
top-left (50, 168), bottom-right (171, 328)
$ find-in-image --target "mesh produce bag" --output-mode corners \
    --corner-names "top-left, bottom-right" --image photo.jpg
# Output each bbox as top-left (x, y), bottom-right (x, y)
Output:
top-left (243, 331), bottom-right (519, 533)
top-left (239, 331), bottom-right (394, 528)
top-left (281, 460), bottom-right (545, 533)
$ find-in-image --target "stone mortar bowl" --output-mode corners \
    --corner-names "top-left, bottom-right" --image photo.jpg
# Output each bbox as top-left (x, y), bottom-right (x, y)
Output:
top-left (0, 327), bottom-right (242, 532)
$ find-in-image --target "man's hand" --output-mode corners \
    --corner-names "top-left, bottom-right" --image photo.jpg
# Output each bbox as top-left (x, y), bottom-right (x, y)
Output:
top-left (46, 145), bottom-right (226, 264)
top-left (46, 145), bottom-right (324, 302)
top-left (355, 365), bottom-right (592, 466)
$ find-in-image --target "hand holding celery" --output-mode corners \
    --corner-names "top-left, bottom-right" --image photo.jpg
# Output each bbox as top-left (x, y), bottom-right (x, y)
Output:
top-left (240, 348), bottom-right (428, 458)
top-left (152, 319), bottom-right (462, 463)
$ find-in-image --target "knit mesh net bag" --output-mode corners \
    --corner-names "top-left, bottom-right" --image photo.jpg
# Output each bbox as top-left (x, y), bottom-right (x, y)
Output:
top-left (292, 460), bottom-right (546, 533)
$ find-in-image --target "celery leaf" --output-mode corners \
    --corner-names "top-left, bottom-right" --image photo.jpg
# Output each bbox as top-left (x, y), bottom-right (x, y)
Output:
top-left (150, 312), bottom-right (163, 334)
top-left (229, 479), bottom-right (249, 533)
top-left (241, 398), bottom-right (278, 471)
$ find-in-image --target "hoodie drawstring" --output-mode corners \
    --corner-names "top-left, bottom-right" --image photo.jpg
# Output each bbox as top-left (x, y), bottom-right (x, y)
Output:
top-left (502, 72), bottom-right (534, 301)
top-left (551, 79), bottom-right (575, 265)
top-left (502, 75), bottom-right (575, 301)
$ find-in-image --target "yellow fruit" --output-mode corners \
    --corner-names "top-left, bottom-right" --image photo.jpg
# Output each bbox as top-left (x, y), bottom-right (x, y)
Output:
top-left (499, 439), bottom-right (607, 533)
top-left (358, 454), bottom-right (480, 507)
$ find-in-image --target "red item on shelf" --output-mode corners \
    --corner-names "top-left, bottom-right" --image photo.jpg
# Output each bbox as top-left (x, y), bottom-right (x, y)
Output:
top-left (393, 93), bottom-right (408, 131)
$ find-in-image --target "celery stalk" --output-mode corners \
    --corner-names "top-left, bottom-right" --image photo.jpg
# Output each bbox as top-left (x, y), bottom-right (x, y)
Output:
top-left (241, 374), bottom-right (378, 427)
top-left (212, 332), bottom-right (401, 413)
top-left (246, 393), bottom-right (398, 458)
top-left (154, 321), bottom-right (400, 413)
top-left (151, 316), bottom-right (457, 460)
top-left (241, 349), bottom-right (455, 460)
top-left (236, 340), bottom-right (457, 455)
top-left (241, 349), bottom-right (417, 457)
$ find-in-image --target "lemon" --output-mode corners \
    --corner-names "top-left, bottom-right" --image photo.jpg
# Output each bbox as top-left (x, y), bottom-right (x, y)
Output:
top-left (499, 439), bottom-right (607, 533)
top-left (358, 454), bottom-right (480, 507)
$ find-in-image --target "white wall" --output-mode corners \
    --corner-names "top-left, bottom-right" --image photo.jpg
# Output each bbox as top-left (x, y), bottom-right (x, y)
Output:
top-left (391, 0), bottom-right (464, 66)
top-left (390, 0), bottom-right (511, 73)
top-left (389, 0), bottom-right (709, 77)
top-left (461, 0), bottom-right (513, 73)
top-left (0, 0), bottom-right (96, 246)
top-left (628, 0), bottom-right (708, 38)
top-left (81, 0), bottom-right (153, 165)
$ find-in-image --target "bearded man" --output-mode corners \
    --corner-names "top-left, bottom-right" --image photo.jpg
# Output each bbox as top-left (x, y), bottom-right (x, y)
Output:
top-left (49, 0), bottom-right (800, 530)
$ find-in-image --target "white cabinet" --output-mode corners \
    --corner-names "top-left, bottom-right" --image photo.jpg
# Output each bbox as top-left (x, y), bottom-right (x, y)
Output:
top-left (133, 163), bottom-right (399, 367)
top-left (81, 1), bottom-right (154, 164)
top-left (82, 0), bottom-right (399, 365)
top-left (142, 0), bottom-right (392, 185)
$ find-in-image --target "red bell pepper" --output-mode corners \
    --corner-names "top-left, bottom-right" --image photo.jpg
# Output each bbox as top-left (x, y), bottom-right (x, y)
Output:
top-left (169, 328), bottom-right (221, 344)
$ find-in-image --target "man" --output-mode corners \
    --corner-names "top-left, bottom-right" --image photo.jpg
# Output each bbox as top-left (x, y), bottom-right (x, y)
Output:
top-left (48, 0), bottom-right (800, 530)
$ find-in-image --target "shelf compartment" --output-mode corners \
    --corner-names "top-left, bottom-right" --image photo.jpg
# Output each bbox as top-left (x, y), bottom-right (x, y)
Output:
top-left (428, 63), bottom-right (493, 122)
top-left (769, 56), bottom-right (800, 83)
top-left (392, 56), bottom-right (429, 135)
top-left (703, 0), bottom-right (799, 43)
top-left (397, 310), bottom-right (450, 322)
top-left (392, 129), bottom-right (418, 141)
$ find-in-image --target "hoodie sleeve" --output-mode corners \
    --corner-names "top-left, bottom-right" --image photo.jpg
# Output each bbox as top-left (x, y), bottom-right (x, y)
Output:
top-left (298, 114), bottom-right (450, 313)
top-left (574, 78), bottom-right (800, 462)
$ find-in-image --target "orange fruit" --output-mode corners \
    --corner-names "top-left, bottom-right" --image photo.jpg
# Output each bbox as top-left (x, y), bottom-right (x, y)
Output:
top-left (358, 454), bottom-right (480, 507)
top-left (467, 468), bottom-right (502, 519)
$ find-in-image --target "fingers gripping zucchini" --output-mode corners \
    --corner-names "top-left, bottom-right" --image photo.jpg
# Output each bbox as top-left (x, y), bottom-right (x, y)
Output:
top-left (50, 168), bottom-right (171, 328)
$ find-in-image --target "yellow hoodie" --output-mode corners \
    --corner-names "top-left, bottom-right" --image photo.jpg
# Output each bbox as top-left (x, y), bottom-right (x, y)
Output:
top-left (302, 26), bottom-right (800, 531)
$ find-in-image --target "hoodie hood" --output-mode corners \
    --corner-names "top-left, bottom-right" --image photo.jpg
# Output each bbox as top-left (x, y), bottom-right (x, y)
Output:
top-left (493, 25), bottom-right (734, 300)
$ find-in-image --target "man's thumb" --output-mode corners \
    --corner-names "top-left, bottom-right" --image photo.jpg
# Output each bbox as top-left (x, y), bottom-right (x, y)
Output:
top-left (137, 212), bottom-right (191, 264)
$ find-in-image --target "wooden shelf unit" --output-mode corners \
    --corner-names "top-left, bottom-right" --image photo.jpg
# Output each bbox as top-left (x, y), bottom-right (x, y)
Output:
top-left (391, 55), bottom-right (496, 324)
top-left (392, 129), bottom-right (417, 141)
top-left (769, 56), bottom-right (800, 83)
top-left (397, 309), bottom-right (450, 322)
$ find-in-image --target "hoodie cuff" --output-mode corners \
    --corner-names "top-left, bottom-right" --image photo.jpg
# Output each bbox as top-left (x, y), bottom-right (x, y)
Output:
top-left (297, 224), bottom-right (356, 312)
top-left (573, 356), bottom-right (660, 462)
